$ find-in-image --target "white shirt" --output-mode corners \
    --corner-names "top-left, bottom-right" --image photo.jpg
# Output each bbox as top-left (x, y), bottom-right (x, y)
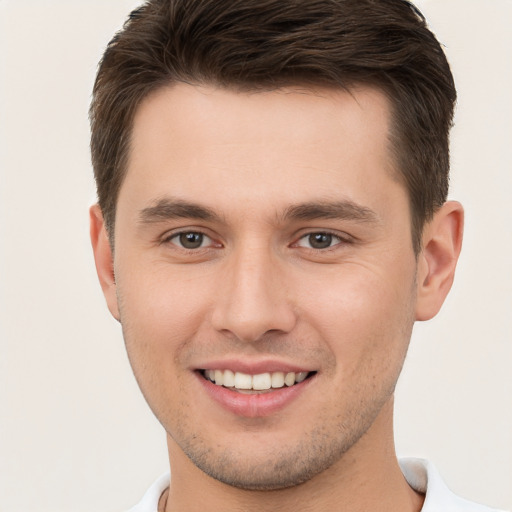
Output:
top-left (398, 458), bottom-right (507, 512)
top-left (127, 458), bottom-right (507, 512)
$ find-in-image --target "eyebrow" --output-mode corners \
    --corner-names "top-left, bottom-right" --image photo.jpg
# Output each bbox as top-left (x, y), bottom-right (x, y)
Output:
top-left (138, 197), bottom-right (380, 226)
top-left (282, 200), bottom-right (380, 224)
top-left (138, 198), bottom-right (220, 224)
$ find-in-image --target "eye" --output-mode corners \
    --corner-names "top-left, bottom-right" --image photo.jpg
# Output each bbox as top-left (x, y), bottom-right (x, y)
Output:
top-left (296, 232), bottom-right (344, 250)
top-left (168, 231), bottom-right (213, 249)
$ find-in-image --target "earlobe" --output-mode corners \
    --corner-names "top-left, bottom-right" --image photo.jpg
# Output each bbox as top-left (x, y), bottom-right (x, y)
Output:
top-left (89, 204), bottom-right (120, 321)
top-left (415, 201), bottom-right (464, 321)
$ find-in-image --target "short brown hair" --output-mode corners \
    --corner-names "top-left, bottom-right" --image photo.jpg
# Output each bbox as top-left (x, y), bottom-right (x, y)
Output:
top-left (90, 0), bottom-right (456, 253)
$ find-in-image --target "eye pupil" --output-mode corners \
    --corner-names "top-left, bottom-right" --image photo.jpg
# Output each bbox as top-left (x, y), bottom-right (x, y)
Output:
top-left (309, 233), bottom-right (332, 249)
top-left (179, 232), bottom-right (203, 249)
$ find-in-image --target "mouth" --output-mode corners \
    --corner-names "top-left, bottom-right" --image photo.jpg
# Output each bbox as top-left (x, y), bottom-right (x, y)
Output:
top-left (200, 369), bottom-right (316, 394)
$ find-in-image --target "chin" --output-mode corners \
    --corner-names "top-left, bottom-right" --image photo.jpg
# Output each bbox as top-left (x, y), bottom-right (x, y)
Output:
top-left (173, 411), bottom-right (377, 491)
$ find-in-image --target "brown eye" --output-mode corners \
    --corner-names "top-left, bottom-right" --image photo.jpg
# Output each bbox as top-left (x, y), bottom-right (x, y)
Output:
top-left (295, 232), bottom-right (346, 250)
top-left (180, 232), bottom-right (203, 248)
top-left (171, 232), bottom-right (208, 249)
top-left (308, 233), bottom-right (333, 249)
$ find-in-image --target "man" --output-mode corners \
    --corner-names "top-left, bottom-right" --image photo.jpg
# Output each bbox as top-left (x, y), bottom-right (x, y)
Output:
top-left (89, 1), bottom-right (504, 511)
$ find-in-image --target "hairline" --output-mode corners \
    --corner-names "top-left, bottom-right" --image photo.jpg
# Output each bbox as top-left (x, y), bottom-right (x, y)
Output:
top-left (105, 78), bottom-right (424, 255)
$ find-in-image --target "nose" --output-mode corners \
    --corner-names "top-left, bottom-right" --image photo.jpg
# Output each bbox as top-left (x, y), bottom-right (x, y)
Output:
top-left (211, 244), bottom-right (297, 342)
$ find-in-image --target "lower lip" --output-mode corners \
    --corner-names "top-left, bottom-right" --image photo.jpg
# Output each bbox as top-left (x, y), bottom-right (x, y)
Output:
top-left (196, 372), bottom-right (314, 418)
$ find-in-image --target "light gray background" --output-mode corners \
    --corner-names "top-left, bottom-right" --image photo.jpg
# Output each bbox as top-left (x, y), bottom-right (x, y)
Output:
top-left (1, 1), bottom-right (511, 511)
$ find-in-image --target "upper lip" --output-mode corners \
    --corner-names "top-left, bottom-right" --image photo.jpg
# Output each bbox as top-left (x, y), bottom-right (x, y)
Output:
top-left (194, 358), bottom-right (315, 375)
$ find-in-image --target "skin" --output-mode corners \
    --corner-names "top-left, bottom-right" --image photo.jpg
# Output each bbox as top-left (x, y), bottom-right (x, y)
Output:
top-left (91, 83), bottom-right (463, 512)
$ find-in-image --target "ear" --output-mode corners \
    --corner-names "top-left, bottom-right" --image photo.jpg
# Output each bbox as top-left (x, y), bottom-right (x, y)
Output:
top-left (415, 201), bottom-right (464, 321)
top-left (89, 204), bottom-right (120, 321)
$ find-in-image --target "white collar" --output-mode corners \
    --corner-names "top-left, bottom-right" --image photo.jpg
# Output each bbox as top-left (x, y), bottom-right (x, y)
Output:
top-left (128, 458), bottom-right (505, 512)
top-left (399, 458), bottom-right (505, 512)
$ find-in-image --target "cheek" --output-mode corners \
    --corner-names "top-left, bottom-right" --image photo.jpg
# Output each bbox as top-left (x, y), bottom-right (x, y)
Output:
top-left (114, 265), bottom-right (216, 394)
top-left (117, 262), bottom-right (213, 338)
top-left (114, 271), bottom-right (209, 419)
top-left (296, 262), bottom-right (416, 371)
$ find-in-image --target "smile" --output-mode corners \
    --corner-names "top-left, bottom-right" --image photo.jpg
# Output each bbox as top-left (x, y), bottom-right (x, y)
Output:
top-left (201, 369), bottom-right (313, 392)
top-left (196, 366), bottom-right (317, 417)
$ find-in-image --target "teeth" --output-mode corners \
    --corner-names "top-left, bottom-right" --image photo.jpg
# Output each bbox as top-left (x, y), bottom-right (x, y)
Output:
top-left (284, 372), bottom-right (295, 387)
top-left (214, 369), bottom-right (224, 386)
top-left (234, 372), bottom-right (252, 389)
top-left (252, 373), bottom-right (272, 390)
top-left (295, 371), bottom-right (308, 383)
top-left (204, 369), bottom-right (311, 390)
top-left (271, 372), bottom-right (285, 388)
top-left (223, 369), bottom-right (235, 387)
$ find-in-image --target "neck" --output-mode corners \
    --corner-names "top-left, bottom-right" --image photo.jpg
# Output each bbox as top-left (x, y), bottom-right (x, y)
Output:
top-left (163, 400), bottom-right (424, 512)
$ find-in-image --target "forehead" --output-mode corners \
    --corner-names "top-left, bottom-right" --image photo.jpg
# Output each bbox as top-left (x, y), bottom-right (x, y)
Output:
top-left (120, 83), bottom-right (403, 220)
top-left (130, 83), bottom-right (392, 156)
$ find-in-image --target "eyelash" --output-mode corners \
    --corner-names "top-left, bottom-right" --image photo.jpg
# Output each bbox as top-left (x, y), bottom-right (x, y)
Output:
top-left (162, 230), bottom-right (218, 251)
top-left (161, 229), bottom-right (352, 252)
top-left (294, 231), bottom-right (352, 251)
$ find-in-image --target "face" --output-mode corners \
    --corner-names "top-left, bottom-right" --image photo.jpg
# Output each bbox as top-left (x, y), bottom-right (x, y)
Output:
top-left (105, 84), bottom-right (420, 489)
